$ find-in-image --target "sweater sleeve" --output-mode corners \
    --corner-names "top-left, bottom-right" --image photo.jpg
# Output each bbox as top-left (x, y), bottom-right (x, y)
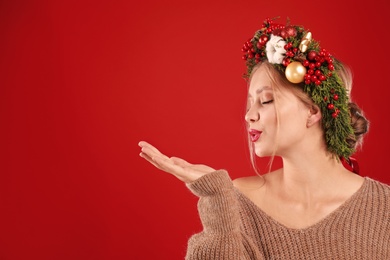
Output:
top-left (185, 170), bottom-right (264, 260)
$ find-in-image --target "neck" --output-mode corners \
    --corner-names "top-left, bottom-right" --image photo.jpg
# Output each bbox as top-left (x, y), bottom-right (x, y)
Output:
top-left (276, 149), bottom-right (352, 204)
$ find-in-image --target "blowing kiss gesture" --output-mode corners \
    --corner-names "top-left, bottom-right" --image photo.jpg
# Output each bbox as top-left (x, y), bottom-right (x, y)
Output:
top-left (138, 141), bottom-right (215, 183)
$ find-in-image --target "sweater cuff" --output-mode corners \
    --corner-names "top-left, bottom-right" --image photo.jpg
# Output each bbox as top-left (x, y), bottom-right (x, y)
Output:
top-left (186, 170), bottom-right (233, 197)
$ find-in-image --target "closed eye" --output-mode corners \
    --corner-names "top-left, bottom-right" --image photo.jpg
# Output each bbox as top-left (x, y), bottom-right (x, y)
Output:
top-left (261, 100), bottom-right (274, 105)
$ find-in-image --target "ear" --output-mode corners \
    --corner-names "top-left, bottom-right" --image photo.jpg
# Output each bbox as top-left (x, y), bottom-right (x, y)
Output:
top-left (306, 105), bottom-right (322, 128)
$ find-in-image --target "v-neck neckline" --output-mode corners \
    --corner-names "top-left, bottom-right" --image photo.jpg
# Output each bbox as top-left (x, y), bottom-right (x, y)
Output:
top-left (235, 177), bottom-right (370, 232)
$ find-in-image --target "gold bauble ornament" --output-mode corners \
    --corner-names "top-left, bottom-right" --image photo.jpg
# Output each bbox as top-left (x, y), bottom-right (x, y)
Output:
top-left (285, 61), bottom-right (307, 83)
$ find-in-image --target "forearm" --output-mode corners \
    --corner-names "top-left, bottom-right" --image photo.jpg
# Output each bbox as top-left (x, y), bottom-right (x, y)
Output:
top-left (185, 170), bottom-right (263, 259)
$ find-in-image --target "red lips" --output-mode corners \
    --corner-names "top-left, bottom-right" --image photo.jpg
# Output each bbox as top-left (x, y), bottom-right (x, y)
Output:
top-left (248, 129), bottom-right (262, 142)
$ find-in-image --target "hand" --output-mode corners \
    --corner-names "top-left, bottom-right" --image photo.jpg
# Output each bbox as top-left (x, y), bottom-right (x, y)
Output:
top-left (138, 141), bottom-right (215, 183)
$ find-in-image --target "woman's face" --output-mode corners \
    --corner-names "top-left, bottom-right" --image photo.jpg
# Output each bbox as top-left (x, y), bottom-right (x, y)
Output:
top-left (245, 65), bottom-right (310, 158)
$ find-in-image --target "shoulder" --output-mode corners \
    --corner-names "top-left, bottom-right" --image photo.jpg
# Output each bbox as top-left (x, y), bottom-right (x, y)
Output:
top-left (362, 178), bottom-right (390, 226)
top-left (365, 177), bottom-right (390, 195)
top-left (232, 169), bottom-right (282, 193)
top-left (364, 177), bottom-right (390, 194)
top-left (233, 175), bottom-right (264, 191)
top-left (363, 177), bottom-right (390, 211)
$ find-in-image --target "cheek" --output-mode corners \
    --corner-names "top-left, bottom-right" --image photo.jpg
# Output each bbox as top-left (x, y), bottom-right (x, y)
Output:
top-left (278, 106), bottom-right (307, 139)
top-left (261, 108), bottom-right (277, 127)
top-left (283, 111), bottom-right (306, 128)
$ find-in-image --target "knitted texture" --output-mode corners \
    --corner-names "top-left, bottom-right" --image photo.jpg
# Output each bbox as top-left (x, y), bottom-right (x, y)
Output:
top-left (186, 170), bottom-right (390, 259)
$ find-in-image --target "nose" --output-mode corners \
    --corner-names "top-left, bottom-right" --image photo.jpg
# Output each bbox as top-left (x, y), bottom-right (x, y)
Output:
top-left (245, 105), bottom-right (259, 123)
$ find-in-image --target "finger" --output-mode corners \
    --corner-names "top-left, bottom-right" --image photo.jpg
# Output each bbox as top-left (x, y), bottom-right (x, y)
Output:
top-left (140, 146), bottom-right (169, 161)
top-left (140, 149), bottom-right (184, 175)
top-left (138, 141), bottom-right (163, 154)
top-left (139, 152), bottom-right (161, 169)
top-left (152, 156), bottom-right (195, 182)
top-left (153, 156), bottom-right (188, 177)
top-left (170, 157), bottom-right (192, 168)
top-left (141, 153), bottom-right (213, 183)
top-left (139, 141), bottom-right (169, 160)
top-left (138, 141), bottom-right (149, 147)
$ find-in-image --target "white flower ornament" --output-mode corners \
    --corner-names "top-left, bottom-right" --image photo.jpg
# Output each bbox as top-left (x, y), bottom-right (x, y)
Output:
top-left (266, 34), bottom-right (286, 64)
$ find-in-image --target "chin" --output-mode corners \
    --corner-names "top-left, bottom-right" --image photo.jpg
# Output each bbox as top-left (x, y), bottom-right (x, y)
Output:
top-left (254, 147), bottom-right (273, 157)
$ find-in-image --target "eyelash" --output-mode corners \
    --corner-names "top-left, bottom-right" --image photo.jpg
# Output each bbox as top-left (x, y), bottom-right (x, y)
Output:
top-left (261, 100), bottom-right (274, 105)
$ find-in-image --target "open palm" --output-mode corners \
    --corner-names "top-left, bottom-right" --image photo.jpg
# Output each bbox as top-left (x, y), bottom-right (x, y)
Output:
top-left (138, 141), bottom-right (215, 183)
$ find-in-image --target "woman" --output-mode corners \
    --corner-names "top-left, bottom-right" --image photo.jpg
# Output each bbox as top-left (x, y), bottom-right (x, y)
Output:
top-left (139, 18), bottom-right (390, 259)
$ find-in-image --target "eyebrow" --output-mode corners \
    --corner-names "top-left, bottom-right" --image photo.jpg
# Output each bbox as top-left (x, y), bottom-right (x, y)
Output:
top-left (248, 86), bottom-right (272, 98)
top-left (256, 86), bottom-right (271, 94)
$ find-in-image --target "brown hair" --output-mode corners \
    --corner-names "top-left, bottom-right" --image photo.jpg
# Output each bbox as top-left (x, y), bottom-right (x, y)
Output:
top-left (336, 63), bottom-right (370, 149)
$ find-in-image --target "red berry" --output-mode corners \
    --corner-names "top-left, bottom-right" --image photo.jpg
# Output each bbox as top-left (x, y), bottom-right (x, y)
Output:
top-left (272, 28), bottom-right (281, 36)
top-left (280, 30), bottom-right (287, 39)
top-left (303, 60), bottom-right (310, 67)
top-left (311, 76), bottom-right (318, 82)
top-left (308, 51), bottom-right (317, 61)
top-left (304, 74), bottom-right (311, 80)
top-left (315, 62), bottom-right (321, 68)
top-left (327, 103), bottom-right (334, 110)
top-left (333, 94), bottom-right (339, 100)
top-left (332, 112), bottom-right (338, 118)
top-left (330, 88), bottom-right (335, 93)
top-left (324, 96), bottom-right (328, 101)
top-left (315, 70), bottom-right (322, 76)
top-left (309, 63), bottom-right (316, 69)
top-left (260, 35), bottom-right (269, 43)
top-left (286, 51), bottom-right (294, 57)
top-left (305, 80), bottom-right (311, 84)
top-left (319, 75), bottom-right (326, 81)
top-left (248, 53), bottom-right (254, 59)
top-left (308, 69), bottom-right (314, 75)
top-left (315, 80), bottom-right (321, 85)
top-left (285, 26), bottom-right (297, 38)
top-left (328, 64), bottom-right (335, 71)
top-left (282, 58), bottom-right (290, 66)
top-left (242, 55), bottom-right (247, 60)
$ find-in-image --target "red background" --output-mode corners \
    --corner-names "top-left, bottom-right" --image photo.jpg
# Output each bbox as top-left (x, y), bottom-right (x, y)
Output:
top-left (1, 0), bottom-right (389, 259)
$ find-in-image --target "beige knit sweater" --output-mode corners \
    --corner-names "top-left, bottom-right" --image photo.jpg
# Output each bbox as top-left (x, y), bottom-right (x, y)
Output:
top-left (185, 170), bottom-right (390, 259)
